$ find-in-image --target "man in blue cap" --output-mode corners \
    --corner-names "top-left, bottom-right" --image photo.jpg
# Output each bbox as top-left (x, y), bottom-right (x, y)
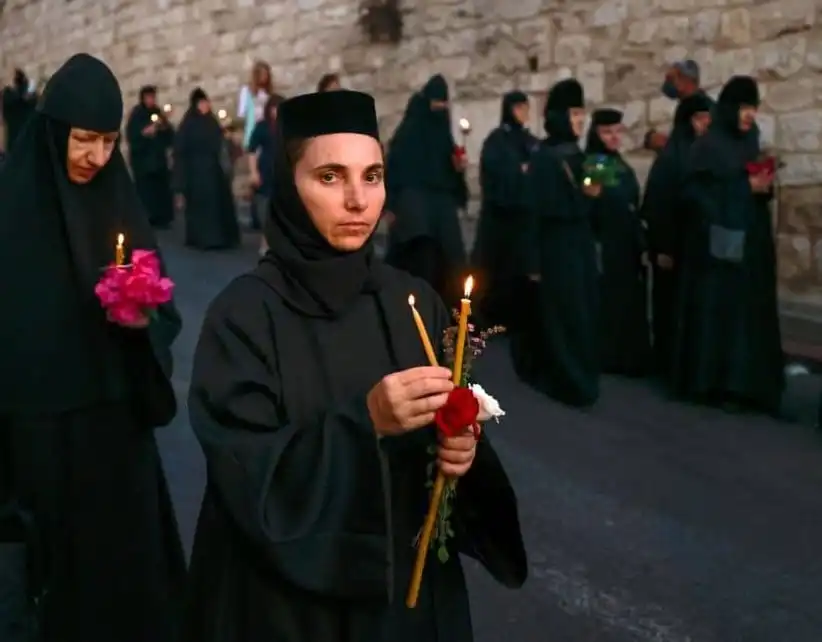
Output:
top-left (645, 59), bottom-right (703, 152)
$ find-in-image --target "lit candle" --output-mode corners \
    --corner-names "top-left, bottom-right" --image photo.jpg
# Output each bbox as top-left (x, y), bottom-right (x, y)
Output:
top-left (408, 295), bottom-right (438, 366)
top-left (150, 113), bottom-right (159, 123)
top-left (459, 118), bottom-right (471, 134)
top-left (115, 233), bottom-right (125, 266)
top-left (451, 276), bottom-right (474, 385)
top-left (162, 103), bottom-right (172, 114)
top-left (217, 109), bottom-right (227, 120)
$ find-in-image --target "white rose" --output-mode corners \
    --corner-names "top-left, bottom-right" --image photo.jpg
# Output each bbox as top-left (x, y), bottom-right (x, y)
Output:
top-left (469, 383), bottom-right (505, 422)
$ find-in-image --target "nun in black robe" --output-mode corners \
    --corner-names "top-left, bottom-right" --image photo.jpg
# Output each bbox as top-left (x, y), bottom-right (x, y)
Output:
top-left (0, 54), bottom-right (185, 642)
top-left (473, 91), bottom-right (538, 328)
top-left (126, 85), bottom-right (175, 228)
top-left (671, 76), bottom-right (784, 413)
top-left (184, 90), bottom-right (526, 642)
top-left (1, 70), bottom-right (36, 152)
top-left (384, 75), bottom-right (469, 306)
top-left (173, 87), bottom-right (239, 250)
top-left (512, 78), bottom-right (600, 407)
top-left (642, 93), bottom-right (713, 381)
top-left (585, 108), bottom-right (650, 376)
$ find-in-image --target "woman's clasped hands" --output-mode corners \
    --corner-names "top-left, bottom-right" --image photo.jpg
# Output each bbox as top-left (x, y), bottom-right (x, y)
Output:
top-left (366, 366), bottom-right (477, 477)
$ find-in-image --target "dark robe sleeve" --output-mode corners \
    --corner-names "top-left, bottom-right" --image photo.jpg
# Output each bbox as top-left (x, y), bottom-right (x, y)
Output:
top-left (642, 151), bottom-right (682, 257)
top-left (188, 278), bottom-right (390, 599)
top-left (425, 292), bottom-right (527, 589)
top-left (171, 123), bottom-right (188, 194)
top-left (479, 130), bottom-right (527, 210)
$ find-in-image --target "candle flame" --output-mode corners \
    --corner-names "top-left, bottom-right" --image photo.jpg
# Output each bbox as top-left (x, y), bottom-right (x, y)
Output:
top-left (464, 275), bottom-right (474, 298)
top-left (459, 118), bottom-right (470, 131)
top-left (151, 114), bottom-right (159, 122)
top-left (163, 103), bottom-right (172, 112)
top-left (116, 233), bottom-right (124, 246)
top-left (217, 109), bottom-right (227, 119)
top-left (408, 294), bottom-right (415, 306)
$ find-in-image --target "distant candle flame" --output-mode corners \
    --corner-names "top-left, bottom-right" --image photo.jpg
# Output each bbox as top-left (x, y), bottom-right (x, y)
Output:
top-left (163, 103), bottom-right (172, 113)
top-left (117, 233), bottom-right (124, 245)
top-left (408, 294), bottom-right (416, 306)
top-left (151, 114), bottom-right (159, 122)
top-left (459, 118), bottom-right (471, 132)
top-left (464, 275), bottom-right (474, 298)
top-left (217, 109), bottom-right (227, 120)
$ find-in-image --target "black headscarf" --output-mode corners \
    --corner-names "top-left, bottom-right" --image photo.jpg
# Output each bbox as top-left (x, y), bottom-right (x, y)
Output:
top-left (385, 74), bottom-right (459, 195)
top-left (499, 90), bottom-right (532, 159)
top-left (585, 108), bottom-right (623, 156)
top-left (689, 75), bottom-right (760, 177)
top-left (543, 78), bottom-right (584, 148)
top-left (0, 53), bottom-right (159, 413)
top-left (258, 90), bottom-right (383, 318)
top-left (175, 87), bottom-right (223, 156)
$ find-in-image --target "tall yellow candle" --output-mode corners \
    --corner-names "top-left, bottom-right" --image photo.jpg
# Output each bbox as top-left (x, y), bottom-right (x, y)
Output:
top-left (408, 295), bottom-right (438, 366)
top-left (115, 233), bottom-right (125, 266)
top-left (451, 275), bottom-right (474, 385)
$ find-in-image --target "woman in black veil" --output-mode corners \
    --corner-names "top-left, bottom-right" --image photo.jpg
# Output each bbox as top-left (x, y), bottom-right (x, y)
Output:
top-left (0, 53), bottom-right (185, 642)
top-left (384, 75), bottom-right (468, 306)
top-left (173, 87), bottom-right (240, 250)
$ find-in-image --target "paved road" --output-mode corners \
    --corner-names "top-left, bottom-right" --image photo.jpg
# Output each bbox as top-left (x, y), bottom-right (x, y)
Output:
top-left (157, 231), bottom-right (822, 642)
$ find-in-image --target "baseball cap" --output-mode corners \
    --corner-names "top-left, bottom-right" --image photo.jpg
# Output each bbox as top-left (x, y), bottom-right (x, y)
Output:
top-left (672, 59), bottom-right (700, 83)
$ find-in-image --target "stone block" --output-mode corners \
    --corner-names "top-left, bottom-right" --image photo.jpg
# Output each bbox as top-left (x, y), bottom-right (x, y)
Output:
top-left (777, 110), bottom-right (822, 152)
top-left (755, 36), bottom-right (807, 79)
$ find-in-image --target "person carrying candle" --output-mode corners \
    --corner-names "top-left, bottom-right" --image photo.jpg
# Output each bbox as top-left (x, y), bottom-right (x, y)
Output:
top-left (0, 54), bottom-right (185, 641)
top-left (184, 89), bottom-right (526, 642)
top-left (512, 77), bottom-right (601, 407)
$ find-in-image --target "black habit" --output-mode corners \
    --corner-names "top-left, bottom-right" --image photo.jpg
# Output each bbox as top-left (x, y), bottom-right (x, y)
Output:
top-left (642, 93), bottom-right (713, 380)
top-left (473, 91), bottom-right (538, 328)
top-left (126, 85), bottom-right (175, 228)
top-left (513, 79), bottom-right (600, 407)
top-left (172, 87), bottom-right (239, 250)
top-left (1, 71), bottom-right (36, 153)
top-left (184, 90), bottom-right (526, 642)
top-left (0, 54), bottom-right (185, 642)
top-left (585, 109), bottom-right (650, 376)
top-left (671, 76), bottom-right (784, 412)
top-left (384, 75), bottom-right (469, 306)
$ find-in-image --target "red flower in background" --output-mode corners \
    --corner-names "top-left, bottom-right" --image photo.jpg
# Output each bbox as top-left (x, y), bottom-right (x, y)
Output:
top-left (435, 387), bottom-right (480, 440)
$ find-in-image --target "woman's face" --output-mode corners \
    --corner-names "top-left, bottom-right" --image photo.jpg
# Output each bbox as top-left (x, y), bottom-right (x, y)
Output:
top-left (738, 105), bottom-right (757, 132)
top-left (66, 127), bottom-right (118, 184)
top-left (511, 102), bottom-right (530, 126)
top-left (197, 99), bottom-right (210, 114)
top-left (691, 111), bottom-right (711, 136)
top-left (569, 107), bottom-right (586, 137)
top-left (596, 124), bottom-right (623, 151)
top-left (294, 133), bottom-right (385, 252)
top-left (255, 65), bottom-right (270, 86)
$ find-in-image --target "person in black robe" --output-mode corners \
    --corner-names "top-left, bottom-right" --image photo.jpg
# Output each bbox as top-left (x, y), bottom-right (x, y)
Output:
top-left (126, 85), bottom-right (175, 228)
top-left (512, 78), bottom-right (601, 407)
top-left (1, 69), bottom-right (36, 153)
top-left (184, 89), bottom-right (526, 642)
top-left (384, 75), bottom-right (469, 306)
top-left (672, 75), bottom-right (784, 414)
top-left (473, 90), bottom-right (537, 328)
top-left (173, 87), bottom-right (239, 250)
top-left (585, 108), bottom-right (650, 376)
top-left (642, 93), bottom-right (713, 381)
top-left (0, 53), bottom-right (185, 642)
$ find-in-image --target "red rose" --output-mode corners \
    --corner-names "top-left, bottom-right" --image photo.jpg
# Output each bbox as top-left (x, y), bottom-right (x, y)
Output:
top-left (435, 387), bottom-right (480, 439)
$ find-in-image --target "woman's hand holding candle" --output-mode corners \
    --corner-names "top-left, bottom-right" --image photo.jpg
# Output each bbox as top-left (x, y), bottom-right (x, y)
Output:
top-left (366, 367), bottom-right (454, 437)
top-left (437, 429), bottom-right (477, 477)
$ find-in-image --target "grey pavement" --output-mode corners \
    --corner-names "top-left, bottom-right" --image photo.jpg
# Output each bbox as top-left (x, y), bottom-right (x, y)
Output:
top-left (157, 229), bottom-right (822, 642)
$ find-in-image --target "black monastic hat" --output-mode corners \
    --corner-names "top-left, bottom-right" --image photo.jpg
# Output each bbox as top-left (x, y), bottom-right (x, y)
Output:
top-left (591, 108), bottom-right (623, 126)
top-left (718, 75), bottom-right (759, 107)
top-left (278, 90), bottom-right (380, 141)
top-left (545, 79), bottom-right (584, 112)
top-left (675, 92), bottom-right (714, 124)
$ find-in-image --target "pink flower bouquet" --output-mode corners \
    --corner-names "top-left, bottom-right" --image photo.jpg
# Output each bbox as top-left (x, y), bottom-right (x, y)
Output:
top-left (94, 249), bottom-right (174, 326)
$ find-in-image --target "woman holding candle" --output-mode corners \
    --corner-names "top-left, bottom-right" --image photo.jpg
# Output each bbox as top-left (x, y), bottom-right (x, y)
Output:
top-left (185, 90), bottom-right (525, 642)
top-left (384, 75), bottom-right (469, 306)
top-left (513, 78), bottom-right (601, 407)
top-left (173, 87), bottom-right (240, 250)
top-left (0, 54), bottom-right (184, 641)
top-left (125, 84), bottom-right (175, 229)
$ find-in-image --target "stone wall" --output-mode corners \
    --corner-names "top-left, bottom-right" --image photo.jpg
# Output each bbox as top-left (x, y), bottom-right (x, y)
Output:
top-left (1, 0), bottom-right (821, 302)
